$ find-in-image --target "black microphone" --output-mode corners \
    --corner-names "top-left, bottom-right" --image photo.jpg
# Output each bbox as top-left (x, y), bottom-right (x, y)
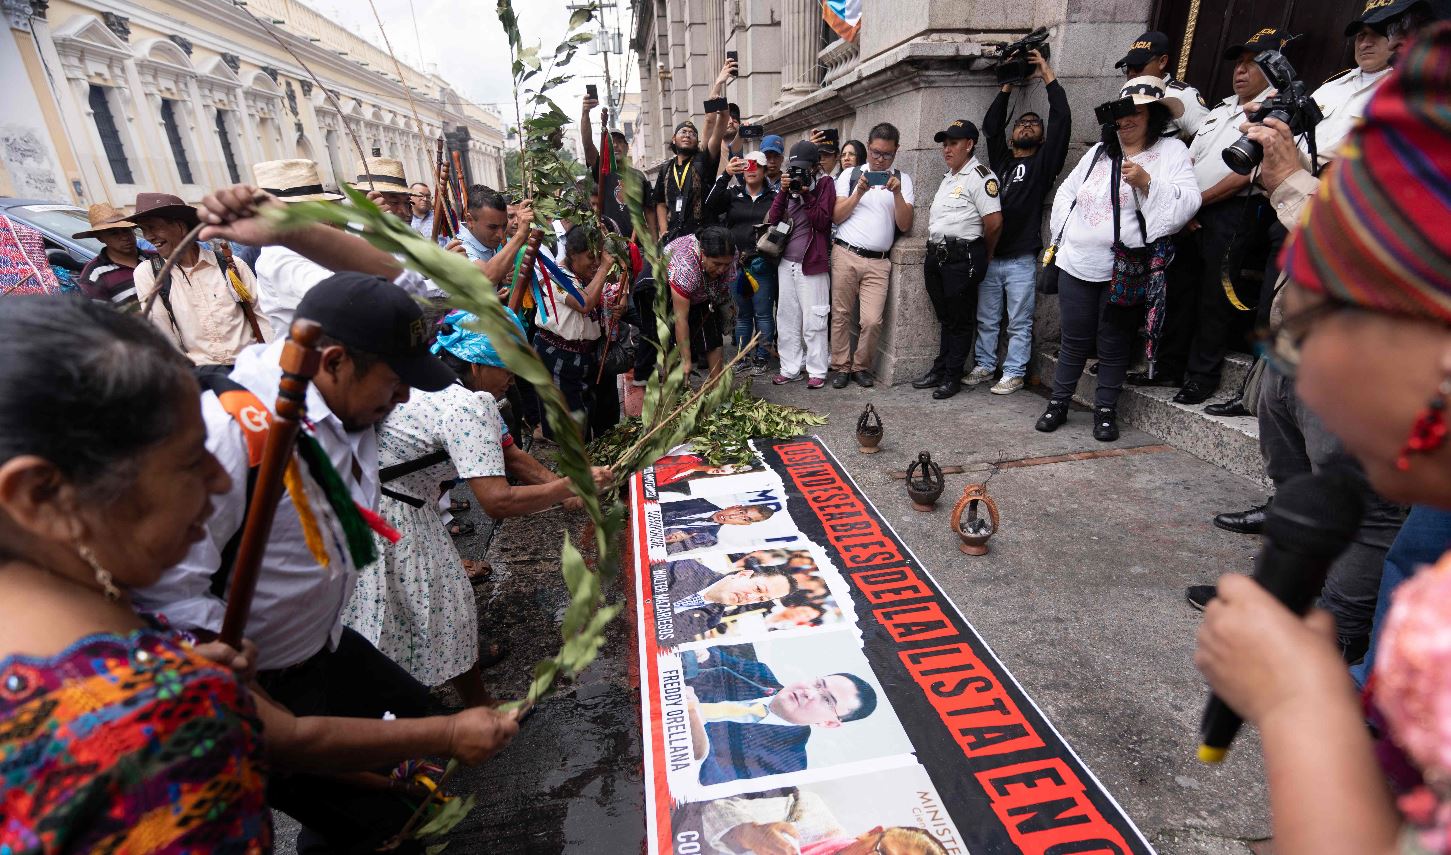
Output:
top-left (1197, 470), bottom-right (1364, 763)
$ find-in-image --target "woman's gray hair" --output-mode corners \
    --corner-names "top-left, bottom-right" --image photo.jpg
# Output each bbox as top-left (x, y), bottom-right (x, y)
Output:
top-left (0, 296), bottom-right (196, 500)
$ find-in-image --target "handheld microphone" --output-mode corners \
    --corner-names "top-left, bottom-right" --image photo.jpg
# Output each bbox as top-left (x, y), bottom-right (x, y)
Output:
top-left (1197, 469), bottom-right (1364, 764)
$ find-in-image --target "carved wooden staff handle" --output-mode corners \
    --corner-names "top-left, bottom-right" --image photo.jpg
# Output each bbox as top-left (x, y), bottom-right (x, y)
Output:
top-left (219, 318), bottom-right (324, 648)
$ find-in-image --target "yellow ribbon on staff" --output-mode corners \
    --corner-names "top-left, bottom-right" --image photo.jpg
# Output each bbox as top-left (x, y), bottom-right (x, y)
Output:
top-left (226, 267), bottom-right (254, 304)
top-left (283, 456), bottom-right (330, 567)
top-left (744, 270), bottom-right (759, 293)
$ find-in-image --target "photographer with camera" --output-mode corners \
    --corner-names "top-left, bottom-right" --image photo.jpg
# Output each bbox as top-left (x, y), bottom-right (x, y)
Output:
top-left (1169, 28), bottom-right (1289, 407)
top-left (971, 49), bottom-right (1069, 396)
top-left (915, 120), bottom-right (1001, 401)
top-left (828, 122), bottom-right (914, 389)
top-left (1116, 31), bottom-right (1210, 140)
top-left (1035, 79), bottom-right (1200, 439)
top-left (765, 140), bottom-right (836, 389)
top-left (704, 151), bottom-right (778, 375)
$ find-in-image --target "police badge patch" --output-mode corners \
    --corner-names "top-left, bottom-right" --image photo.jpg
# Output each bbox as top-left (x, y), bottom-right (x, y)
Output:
top-left (985, 179), bottom-right (1000, 198)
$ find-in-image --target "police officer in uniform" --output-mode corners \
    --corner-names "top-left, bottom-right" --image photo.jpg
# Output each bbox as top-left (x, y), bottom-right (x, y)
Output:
top-left (1115, 31), bottom-right (1209, 140)
top-left (1309, 9), bottom-right (1399, 160)
top-left (914, 119), bottom-right (1002, 400)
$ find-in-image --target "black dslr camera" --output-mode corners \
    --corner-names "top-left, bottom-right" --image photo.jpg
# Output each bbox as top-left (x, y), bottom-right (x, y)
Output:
top-left (1094, 96), bottom-right (1138, 156)
top-left (1222, 50), bottom-right (1323, 176)
top-left (786, 164), bottom-right (813, 194)
top-left (994, 27), bottom-right (1051, 86)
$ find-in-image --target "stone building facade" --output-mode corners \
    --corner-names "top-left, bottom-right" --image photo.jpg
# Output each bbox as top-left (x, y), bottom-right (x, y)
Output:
top-left (2, 0), bottom-right (507, 209)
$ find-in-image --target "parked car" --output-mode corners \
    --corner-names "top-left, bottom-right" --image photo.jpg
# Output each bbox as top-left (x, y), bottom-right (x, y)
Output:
top-left (0, 198), bottom-right (103, 273)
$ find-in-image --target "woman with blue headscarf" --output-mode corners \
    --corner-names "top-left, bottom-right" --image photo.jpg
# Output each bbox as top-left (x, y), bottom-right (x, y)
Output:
top-left (345, 309), bottom-right (613, 706)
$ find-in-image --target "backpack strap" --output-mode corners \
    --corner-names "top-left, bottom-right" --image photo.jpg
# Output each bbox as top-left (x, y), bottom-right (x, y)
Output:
top-left (196, 372), bottom-right (270, 599)
top-left (379, 450), bottom-right (451, 483)
top-left (148, 255), bottom-right (184, 341)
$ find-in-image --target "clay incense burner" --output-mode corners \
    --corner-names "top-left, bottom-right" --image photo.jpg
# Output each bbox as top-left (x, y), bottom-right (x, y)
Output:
top-left (951, 483), bottom-right (1000, 556)
top-left (856, 403), bottom-right (883, 454)
top-left (905, 451), bottom-right (944, 512)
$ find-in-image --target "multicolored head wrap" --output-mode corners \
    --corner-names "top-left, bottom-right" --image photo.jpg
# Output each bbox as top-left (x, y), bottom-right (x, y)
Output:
top-left (1279, 23), bottom-right (1451, 324)
top-left (430, 308), bottom-right (526, 369)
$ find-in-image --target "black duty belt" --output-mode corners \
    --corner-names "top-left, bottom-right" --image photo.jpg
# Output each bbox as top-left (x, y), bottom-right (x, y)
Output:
top-left (833, 238), bottom-right (890, 260)
top-left (536, 328), bottom-right (599, 354)
top-left (926, 236), bottom-right (982, 264)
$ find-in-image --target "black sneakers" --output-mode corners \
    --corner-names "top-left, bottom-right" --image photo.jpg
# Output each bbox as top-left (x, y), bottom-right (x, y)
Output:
top-left (1093, 407), bottom-right (1119, 442)
top-left (1035, 399), bottom-right (1070, 432)
top-left (1186, 585), bottom-right (1217, 611)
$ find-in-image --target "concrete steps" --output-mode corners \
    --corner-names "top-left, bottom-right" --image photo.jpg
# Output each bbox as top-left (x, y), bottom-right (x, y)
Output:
top-left (1033, 349), bottom-right (1269, 487)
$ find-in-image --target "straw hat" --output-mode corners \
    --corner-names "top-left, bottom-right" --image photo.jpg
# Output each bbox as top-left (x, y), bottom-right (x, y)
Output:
top-left (72, 202), bottom-right (138, 239)
top-left (1120, 76), bottom-right (1185, 118)
top-left (353, 156), bottom-right (410, 193)
top-left (253, 159), bottom-right (342, 202)
top-left (131, 192), bottom-right (200, 228)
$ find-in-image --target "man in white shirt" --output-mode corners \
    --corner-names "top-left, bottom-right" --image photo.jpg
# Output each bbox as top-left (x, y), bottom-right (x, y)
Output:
top-left (133, 270), bottom-right (457, 852)
top-left (829, 122), bottom-right (915, 388)
top-left (1311, 20), bottom-right (1397, 158)
top-left (1173, 28), bottom-right (1287, 406)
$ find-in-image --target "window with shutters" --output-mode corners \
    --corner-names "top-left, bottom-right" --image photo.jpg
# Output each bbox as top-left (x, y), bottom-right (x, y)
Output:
top-left (215, 110), bottom-right (241, 184)
top-left (160, 99), bottom-right (194, 185)
top-left (88, 84), bottom-right (133, 185)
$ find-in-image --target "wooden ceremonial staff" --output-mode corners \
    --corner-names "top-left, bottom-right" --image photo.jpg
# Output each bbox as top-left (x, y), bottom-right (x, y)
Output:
top-left (431, 137), bottom-right (448, 243)
top-left (218, 318), bottom-right (325, 648)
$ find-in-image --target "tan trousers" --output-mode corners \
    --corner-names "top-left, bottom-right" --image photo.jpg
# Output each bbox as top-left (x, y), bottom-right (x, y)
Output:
top-left (829, 248), bottom-right (891, 373)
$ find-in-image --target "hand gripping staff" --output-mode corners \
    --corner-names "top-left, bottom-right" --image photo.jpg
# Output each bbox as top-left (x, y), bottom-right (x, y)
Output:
top-left (218, 318), bottom-right (323, 648)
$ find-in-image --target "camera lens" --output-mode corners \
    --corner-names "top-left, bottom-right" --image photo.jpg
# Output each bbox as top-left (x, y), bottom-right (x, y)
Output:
top-left (1222, 135), bottom-right (1262, 176)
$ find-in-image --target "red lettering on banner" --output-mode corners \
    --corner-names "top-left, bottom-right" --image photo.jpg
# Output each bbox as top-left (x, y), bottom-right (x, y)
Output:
top-left (774, 446), bottom-right (906, 567)
top-left (853, 566), bottom-right (933, 604)
top-left (976, 758), bottom-right (1132, 855)
top-left (900, 644), bottom-right (1044, 757)
top-left (877, 602), bottom-right (957, 642)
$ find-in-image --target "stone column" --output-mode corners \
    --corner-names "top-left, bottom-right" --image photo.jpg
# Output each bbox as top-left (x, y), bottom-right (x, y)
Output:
top-left (704, 0), bottom-right (725, 75)
top-left (777, 0), bottom-right (819, 99)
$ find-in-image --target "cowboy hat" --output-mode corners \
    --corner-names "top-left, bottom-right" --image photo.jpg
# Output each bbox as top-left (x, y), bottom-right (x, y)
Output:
top-left (72, 202), bottom-right (138, 239)
top-left (254, 158), bottom-right (342, 202)
top-left (130, 193), bottom-right (200, 227)
top-left (353, 156), bottom-right (410, 193)
top-left (1120, 76), bottom-right (1185, 118)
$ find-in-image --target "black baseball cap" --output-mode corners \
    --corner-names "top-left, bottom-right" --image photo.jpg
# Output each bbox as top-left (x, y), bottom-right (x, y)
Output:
top-left (787, 140), bottom-right (820, 169)
top-left (933, 119), bottom-right (979, 143)
top-left (1344, 0), bottom-right (1432, 35)
top-left (1116, 31), bottom-right (1170, 69)
top-left (1222, 27), bottom-right (1291, 60)
top-left (295, 272), bottom-right (455, 392)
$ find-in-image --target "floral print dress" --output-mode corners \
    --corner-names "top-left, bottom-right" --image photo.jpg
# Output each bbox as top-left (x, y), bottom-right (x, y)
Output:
top-left (345, 383), bottom-right (507, 687)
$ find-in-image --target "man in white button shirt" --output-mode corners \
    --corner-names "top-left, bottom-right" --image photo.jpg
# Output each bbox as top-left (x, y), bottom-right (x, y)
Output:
top-left (1173, 28), bottom-right (1288, 406)
top-left (828, 122), bottom-right (915, 389)
top-left (1311, 16), bottom-right (1397, 158)
top-left (915, 119), bottom-right (1002, 400)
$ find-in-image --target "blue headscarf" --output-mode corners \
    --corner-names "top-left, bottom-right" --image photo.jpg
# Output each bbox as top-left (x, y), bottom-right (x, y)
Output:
top-left (430, 308), bottom-right (526, 369)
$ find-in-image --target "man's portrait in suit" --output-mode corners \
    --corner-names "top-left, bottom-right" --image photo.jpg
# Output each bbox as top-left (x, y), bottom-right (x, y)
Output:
top-left (662, 496), bottom-right (777, 554)
top-left (679, 645), bottom-right (878, 786)
top-left (657, 559), bottom-right (799, 646)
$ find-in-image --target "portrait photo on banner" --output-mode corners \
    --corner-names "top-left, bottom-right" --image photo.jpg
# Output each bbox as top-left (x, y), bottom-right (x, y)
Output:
top-left (667, 764), bottom-right (966, 855)
top-left (658, 635), bottom-right (912, 799)
top-left (649, 546), bottom-right (857, 649)
top-left (657, 488), bottom-right (804, 558)
top-left (650, 450), bottom-right (778, 499)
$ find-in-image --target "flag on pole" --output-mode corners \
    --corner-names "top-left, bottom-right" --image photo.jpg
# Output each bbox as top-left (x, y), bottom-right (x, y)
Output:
top-left (822, 0), bottom-right (861, 42)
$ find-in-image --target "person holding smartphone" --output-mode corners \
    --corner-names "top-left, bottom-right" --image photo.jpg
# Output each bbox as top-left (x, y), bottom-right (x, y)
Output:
top-left (829, 123), bottom-right (914, 388)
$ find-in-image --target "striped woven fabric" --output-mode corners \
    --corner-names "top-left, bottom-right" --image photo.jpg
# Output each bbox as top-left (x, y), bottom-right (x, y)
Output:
top-left (1280, 22), bottom-right (1451, 324)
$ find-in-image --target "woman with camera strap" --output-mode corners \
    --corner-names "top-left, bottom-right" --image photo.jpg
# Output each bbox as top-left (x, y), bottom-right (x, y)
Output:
top-left (1036, 76), bottom-right (1200, 441)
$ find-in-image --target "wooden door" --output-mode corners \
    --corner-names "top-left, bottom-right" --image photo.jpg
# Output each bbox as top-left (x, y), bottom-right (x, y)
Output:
top-left (1151, 0), bottom-right (1363, 104)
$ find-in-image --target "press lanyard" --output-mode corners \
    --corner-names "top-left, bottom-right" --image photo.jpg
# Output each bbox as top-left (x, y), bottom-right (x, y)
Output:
top-left (672, 160), bottom-right (691, 213)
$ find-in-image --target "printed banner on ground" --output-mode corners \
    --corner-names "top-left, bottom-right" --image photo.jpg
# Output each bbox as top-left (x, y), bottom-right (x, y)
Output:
top-left (630, 436), bottom-right (1154, 855)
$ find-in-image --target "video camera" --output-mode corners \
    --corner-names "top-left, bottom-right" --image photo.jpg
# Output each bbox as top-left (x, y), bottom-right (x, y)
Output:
top-left (1222, 50), bottom-right (1323, 176)
top-left (994, 27), bottom-right (1051, 86)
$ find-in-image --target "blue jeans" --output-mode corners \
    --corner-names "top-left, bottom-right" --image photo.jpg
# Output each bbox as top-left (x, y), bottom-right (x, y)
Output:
top-left (1350, 506), bottom-right (1451, 687)
top-left (733, 258), bottom-right (776, 360)
top-left (974, 253), bottom-right (1038, 377)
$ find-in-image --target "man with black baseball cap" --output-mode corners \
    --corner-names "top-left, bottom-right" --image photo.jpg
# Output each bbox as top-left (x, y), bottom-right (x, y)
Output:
top-left (1116, 30), bottom-right (1209, 138)
top-left (135, 270), bottom-right (456, 851)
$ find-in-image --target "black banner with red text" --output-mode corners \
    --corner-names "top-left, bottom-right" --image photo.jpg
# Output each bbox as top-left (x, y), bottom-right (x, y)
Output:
top-left (630, 436), bottom-right (1153, 855)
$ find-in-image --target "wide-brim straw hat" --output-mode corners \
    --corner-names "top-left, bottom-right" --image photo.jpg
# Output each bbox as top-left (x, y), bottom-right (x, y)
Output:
top-left (254, 158), bottom-right (342, 203)
top-left (353, 156), bottom-right (410, 193)
top-left (72, 202), bottom-right (138, 239)
top-left (131, 192), bottom-right (200, 228)
top-left (1121, 76), bottom-right (1185, 118)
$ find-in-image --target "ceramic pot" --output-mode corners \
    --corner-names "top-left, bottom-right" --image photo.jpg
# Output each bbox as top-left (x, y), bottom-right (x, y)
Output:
top-left (856, 403), bottom-right (883, 454)
top-left (905, 451), bottom-right (944, 512)
top-left (951, 483), bottom-right (1000, 555)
